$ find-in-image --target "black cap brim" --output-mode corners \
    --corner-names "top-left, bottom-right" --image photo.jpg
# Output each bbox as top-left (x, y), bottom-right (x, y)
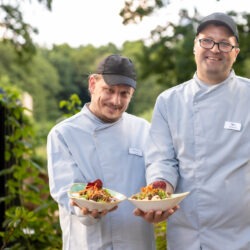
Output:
top-left (103, 74), bottom-right (136, 89)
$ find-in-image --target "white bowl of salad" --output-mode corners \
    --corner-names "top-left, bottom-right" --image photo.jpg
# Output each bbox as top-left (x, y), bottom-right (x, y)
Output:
top-left (128, 183), bottom-right (189, 212)
top-left (68, 179), bottom-right (127, 212)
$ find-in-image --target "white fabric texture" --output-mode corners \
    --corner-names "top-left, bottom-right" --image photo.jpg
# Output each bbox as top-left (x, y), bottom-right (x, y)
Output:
top-left (47, 104), bottom-right (155, 250)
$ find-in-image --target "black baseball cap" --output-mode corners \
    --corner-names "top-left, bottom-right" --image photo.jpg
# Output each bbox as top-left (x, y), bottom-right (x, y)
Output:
top-left (196, 12), bottom-right (239, 42)
top-left (95, 54), bottom-right (137, 89)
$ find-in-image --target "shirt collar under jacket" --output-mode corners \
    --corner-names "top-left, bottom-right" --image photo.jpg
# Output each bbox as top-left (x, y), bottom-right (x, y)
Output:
top-left (83, 102), bottom-right (123, 129)
top-left (193, 70), bottom-right (235, 91)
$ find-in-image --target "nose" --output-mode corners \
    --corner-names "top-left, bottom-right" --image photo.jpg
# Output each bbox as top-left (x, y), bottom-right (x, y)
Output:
top-left (110, 93), bottom-right (121, 106)
top-left (210, 42), bottom-right (220, 52)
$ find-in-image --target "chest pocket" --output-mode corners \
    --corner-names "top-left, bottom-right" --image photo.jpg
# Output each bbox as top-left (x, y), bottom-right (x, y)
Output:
top-left (129, 148), bottom-right (143, 157)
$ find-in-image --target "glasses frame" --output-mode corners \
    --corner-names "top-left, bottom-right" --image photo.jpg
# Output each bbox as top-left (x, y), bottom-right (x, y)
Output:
top-left (198, 38), bottom-right (239, 53)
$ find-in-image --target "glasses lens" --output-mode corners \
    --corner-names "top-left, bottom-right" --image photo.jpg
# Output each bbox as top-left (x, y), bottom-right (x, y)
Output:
top-left (218, 42), bottom-right (232, 52)
top-left (199, 39), bottom-right (234, 52)
top-left (200, 39), bottom-right (213, 49)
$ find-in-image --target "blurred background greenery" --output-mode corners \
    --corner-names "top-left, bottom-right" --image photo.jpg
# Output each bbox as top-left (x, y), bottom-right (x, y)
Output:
top-left (1, 0), bottom-right (250, 249)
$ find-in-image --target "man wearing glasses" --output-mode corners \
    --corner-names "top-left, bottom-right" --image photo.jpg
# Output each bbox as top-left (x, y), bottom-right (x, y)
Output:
top-left (136, 12), bottom-right (250, 250)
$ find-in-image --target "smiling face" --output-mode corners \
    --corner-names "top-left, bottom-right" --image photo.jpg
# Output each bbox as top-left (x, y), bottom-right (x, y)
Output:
top-left (194, 24), bottom-right (240, 85)
top-left (88, 74), bottom-right (134, 123)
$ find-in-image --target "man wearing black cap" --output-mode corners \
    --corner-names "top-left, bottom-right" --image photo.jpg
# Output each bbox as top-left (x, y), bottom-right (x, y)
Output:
top-left (47, 54), bottom-right (176, 249)
top-left (140, 12), bottom-right (250, 249)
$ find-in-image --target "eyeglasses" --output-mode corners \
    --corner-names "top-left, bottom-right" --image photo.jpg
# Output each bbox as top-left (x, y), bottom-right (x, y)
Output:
top-left (198, 38), bottom-right (238, 53)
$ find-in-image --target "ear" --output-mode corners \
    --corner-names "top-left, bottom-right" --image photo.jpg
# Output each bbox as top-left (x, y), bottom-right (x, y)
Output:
top-left (193, 38), bottom-right (198, 54)
top-left (234, 48), bottom-right (240, 61)
top-left (88, 75), bottom-right (96, 94)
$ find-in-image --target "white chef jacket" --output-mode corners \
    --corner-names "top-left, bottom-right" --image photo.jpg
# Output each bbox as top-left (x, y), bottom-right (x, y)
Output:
top-left (47, 104), bottom-right (155, 250)
top-left (146, 71), bottom-right (250, 250)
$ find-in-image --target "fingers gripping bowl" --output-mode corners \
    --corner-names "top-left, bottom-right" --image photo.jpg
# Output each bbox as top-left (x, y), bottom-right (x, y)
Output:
top-left (68, 180), bottom-right (127, 212)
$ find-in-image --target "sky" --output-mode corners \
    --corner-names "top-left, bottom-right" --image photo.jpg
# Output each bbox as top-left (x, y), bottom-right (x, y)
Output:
top-left (21, 0), bottom-right (249, 48)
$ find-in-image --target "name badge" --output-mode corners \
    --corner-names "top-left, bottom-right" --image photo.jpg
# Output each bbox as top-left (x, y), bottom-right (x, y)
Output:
top-left (224, 121), bottom-right (241, 131)
top-left (129, 147), bottom-right (143, 156)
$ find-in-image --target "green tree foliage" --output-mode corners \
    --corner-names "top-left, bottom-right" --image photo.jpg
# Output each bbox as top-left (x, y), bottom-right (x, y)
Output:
top-left (0, 0), bottom-right (52, 58)
top-left (59, 93), bottom-right (82, 120)
top-left (0, 42), bottom-right (61, 122)
top-left (120, 1), bottom-right (250, 88)
top-left (41, 44), bottom-right (79, 100)
top-left (120, 0), bottom-right (164, 25)
top-left (25, 49), bottom-right (61, 121)
top-left (0, 84), bottom-right (61, 249)
top-left (232, 12), bottom-right (250, 75)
